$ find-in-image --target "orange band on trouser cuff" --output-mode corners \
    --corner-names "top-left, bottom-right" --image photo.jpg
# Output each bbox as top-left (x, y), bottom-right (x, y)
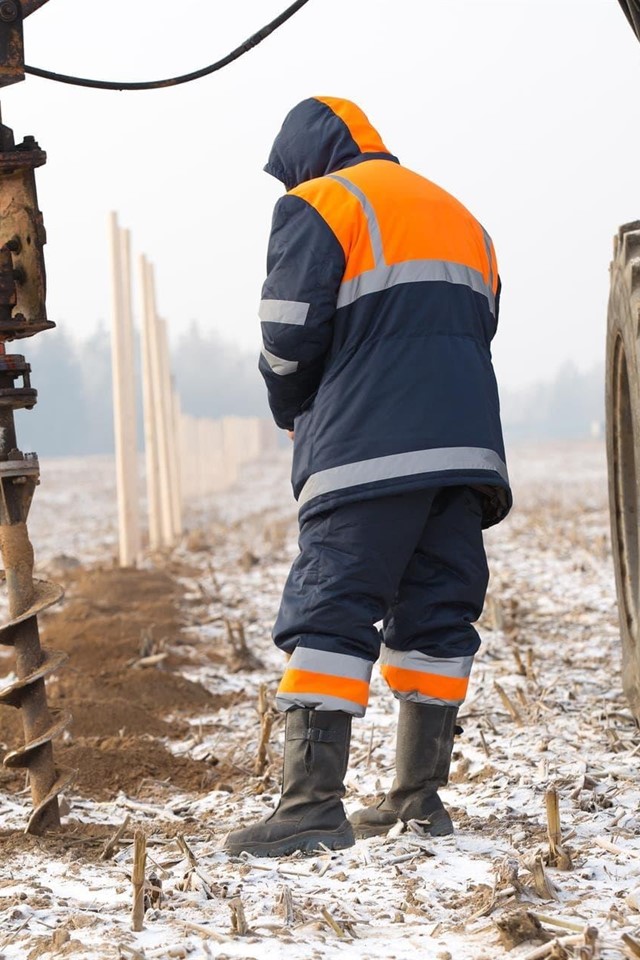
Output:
top-left (277, 667), bottom-right (370, 712)
top-left (380, 663), bottom-right (469, 705)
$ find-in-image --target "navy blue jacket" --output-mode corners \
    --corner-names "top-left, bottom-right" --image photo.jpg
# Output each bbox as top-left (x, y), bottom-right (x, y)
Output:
top-left (259, 96), bottom-right (511, 527)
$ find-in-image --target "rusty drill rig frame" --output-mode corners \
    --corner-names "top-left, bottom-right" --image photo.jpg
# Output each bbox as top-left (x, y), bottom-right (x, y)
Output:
top-left (0, 0), bottom-right (74, 834)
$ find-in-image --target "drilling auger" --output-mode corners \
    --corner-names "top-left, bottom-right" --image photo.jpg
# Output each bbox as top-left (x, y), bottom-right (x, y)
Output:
top-left (0, 109), bottom-right (73, 833)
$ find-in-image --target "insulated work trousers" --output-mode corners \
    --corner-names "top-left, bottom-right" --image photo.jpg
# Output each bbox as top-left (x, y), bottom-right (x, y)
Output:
top-left (274, 486), bottom-right (490, 717)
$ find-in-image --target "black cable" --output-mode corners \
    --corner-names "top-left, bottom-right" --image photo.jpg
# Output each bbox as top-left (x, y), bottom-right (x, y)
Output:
top-left (24, 0), bottom-right (312, 91)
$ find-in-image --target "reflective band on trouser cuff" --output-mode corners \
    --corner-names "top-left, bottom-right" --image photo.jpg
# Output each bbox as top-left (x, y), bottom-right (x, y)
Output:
top-left (380, 646), bottom-right (474, 706)
top-left (276, 648), bottom-right (373, 716)
top-left (336, 258), bottom-right (496, 314)
top-left (299, 446), bottom-right (509, 507)
top-left (261, 347), bottom-right (299, 376)
top-left (259, 299), bottom-right (310, 326)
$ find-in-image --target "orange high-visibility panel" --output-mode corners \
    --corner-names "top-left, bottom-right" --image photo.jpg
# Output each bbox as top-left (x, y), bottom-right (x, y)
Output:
top-left (381, 664), bottom-right (469, 702)
top-left (278, 667), bottom-right (370, 708)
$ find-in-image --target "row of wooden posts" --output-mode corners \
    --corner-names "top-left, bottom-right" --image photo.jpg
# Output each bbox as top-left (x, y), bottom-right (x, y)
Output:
top-left (109, 213), bottom-right (275, 566)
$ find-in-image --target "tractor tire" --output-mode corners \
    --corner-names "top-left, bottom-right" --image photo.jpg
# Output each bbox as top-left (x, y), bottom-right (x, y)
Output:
top-left (606, 220), bottom-right (640, 722)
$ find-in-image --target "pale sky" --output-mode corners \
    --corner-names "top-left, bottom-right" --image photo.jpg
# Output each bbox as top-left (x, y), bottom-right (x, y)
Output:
top-left (6, 0), bottom-right (640, 390)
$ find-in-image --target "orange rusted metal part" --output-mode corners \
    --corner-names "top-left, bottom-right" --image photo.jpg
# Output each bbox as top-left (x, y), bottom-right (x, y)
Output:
top-left (0, 119), bottom-right (52, 339)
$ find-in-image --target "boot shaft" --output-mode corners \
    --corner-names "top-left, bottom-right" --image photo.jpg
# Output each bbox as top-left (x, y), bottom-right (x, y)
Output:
top-left (224, 707), bottom-right (354, 857)
top-left (278, 708), bottom-right (352, 816)
top-left (386, 700), bottom-right (458, 820)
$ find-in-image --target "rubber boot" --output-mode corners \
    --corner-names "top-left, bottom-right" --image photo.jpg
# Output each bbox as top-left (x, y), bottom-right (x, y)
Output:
top-left (351, 701), bottom-right (458, 839)
top-left (224, 709), bottom-right (355, 857)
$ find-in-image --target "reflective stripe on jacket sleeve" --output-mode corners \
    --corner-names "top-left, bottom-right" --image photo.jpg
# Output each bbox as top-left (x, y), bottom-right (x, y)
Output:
top-left (258, 194), bottom-right (345, 430)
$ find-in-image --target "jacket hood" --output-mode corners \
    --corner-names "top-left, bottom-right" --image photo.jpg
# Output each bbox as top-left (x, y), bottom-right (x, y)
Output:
top-left (265, 96), bottom-right (398, 190)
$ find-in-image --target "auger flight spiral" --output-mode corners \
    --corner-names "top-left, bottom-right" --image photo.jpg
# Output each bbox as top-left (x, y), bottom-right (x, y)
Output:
top-left (0, 0), bottom-right (74, 835)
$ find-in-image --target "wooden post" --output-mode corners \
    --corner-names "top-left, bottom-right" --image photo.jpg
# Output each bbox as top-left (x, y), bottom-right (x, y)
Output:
top-left (212, 419), bottom-right (226, 492)
top-left (109, 213), bottom-right (141, 567)
top-left (138, 254), bottom-right (162, 550)
top-left (179, 413), bottom-right (197, 502)
top-left (157, 317), bottom-right (182, 542)
top-left (196, 418), bottom-right (210, 498)
top-left (147, 293), bottom-right (173, 547)
top-left (170, 389), bottom-right (183, 537)
top-left (222, 417), bottom-right (239, 488)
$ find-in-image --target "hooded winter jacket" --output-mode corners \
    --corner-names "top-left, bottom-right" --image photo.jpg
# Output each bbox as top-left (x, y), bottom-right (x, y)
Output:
top-left (259, 96), bottom-right (511, 527)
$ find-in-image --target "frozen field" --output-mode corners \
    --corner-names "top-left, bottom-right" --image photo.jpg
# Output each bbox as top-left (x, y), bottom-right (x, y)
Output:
top-left (1, 441), bottom-right (639, 960)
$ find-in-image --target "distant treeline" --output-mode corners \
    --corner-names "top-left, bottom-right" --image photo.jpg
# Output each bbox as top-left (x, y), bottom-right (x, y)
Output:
top-left (500, 361), bottom-right (604, 443)
top-left (15, 321), bottom-right (269, 457)
top-left (12, 324), bottom-right (604, 457)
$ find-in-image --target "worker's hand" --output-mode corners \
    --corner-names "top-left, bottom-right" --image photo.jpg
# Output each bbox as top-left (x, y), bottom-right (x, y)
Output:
top-left (287, 430), bottom-right (295, 442)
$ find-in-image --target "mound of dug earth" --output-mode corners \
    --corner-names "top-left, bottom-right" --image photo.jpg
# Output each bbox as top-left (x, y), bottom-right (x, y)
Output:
top-left (0, 566), bottom-right (242, 802)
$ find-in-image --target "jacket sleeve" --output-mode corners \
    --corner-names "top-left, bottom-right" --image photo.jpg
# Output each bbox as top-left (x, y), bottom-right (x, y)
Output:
top-left (258, 193), bottom-right (346, 430)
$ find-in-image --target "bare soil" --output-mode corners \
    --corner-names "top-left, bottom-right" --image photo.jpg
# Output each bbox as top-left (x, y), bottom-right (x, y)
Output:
top-left (0, 565), bottom-right (244, 804)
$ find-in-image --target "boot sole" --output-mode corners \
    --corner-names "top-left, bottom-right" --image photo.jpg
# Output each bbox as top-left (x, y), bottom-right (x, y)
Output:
top-left (224, 821), bottom-right (355, 858)
top-left (352, 822), bottom-right (397, 840)
top-left (352, 816), bottom-right (454, 840)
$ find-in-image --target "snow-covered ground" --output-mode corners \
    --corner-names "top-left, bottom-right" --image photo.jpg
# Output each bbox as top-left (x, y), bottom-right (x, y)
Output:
top-left (1, 441), bottom-right (640, 960)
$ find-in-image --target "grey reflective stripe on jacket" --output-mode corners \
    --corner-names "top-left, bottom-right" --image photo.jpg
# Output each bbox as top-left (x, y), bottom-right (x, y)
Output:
top-left (261, 347), bottom-right (299, 376)
top-left (337, 258), bottom-right (496, 312)
top-left (330, 174), bottom-right (496, 315)
top-left (299, 447), bottom-right (509, 508)
top-left (259, 299), bottom-right (310, 326)
top-left (329, 173), bottom-right (385, 264)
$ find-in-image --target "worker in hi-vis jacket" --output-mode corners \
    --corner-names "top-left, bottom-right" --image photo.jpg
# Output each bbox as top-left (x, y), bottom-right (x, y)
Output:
top-left (224, 97), bottom-right (511, 857)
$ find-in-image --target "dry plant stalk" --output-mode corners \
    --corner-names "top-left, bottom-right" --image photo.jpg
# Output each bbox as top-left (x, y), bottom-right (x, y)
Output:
top-left (595, 836), bottom-right (640, 860)
top-left (526, 648), bottom-right (537, 681)
top-left (579, 925), bottom-right (600, 959)
top-left (522, 934), bottom-right (583, 960)
top-left (494, 680), bottom-right (524, 725)
top-left (479, 726), bottom-right (491, 758)
top-left (487, 594), bottom-right (504, 631)
top-left (176, 834), bottom-right (198, 869)
top-left (513, 648), bottom-right (528, 676)
top-left (529, 856), bottom-right (559, 902)
top-left (366, 723), bottom-right (376, 766)
top-left (181, 920), bottom-right (227, 943)
top-left (225, 618), bottom-right (263, 672)
top-left (100, 815), bottom-right (131, 861)
top-left (229, 897), bottom-right (249, 936)
top-left (545, 788), bottom-right (573, 870)
top-left (623, 932), bottom-right (640, 958)
top-left (277, 883), bottom-right (295, 925)
top-left (532, 914), bottom-right (585, 934)
top-left (255, 683), bottom-right (274, 776)
top-left (321, 906), bottom-right (348, 939)
top-left (117, 946), bottom-right (146, 960)
top-left (131, 829), bottom-right (147, 932)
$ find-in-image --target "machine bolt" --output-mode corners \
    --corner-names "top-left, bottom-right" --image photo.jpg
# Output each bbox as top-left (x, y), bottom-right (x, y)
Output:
top-left (0, 1), bottom-right (17, 22)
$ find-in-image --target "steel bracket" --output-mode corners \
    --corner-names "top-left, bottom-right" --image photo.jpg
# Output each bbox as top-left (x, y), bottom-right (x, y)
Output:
top-left (0, 0), bottom-right (50, 88)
